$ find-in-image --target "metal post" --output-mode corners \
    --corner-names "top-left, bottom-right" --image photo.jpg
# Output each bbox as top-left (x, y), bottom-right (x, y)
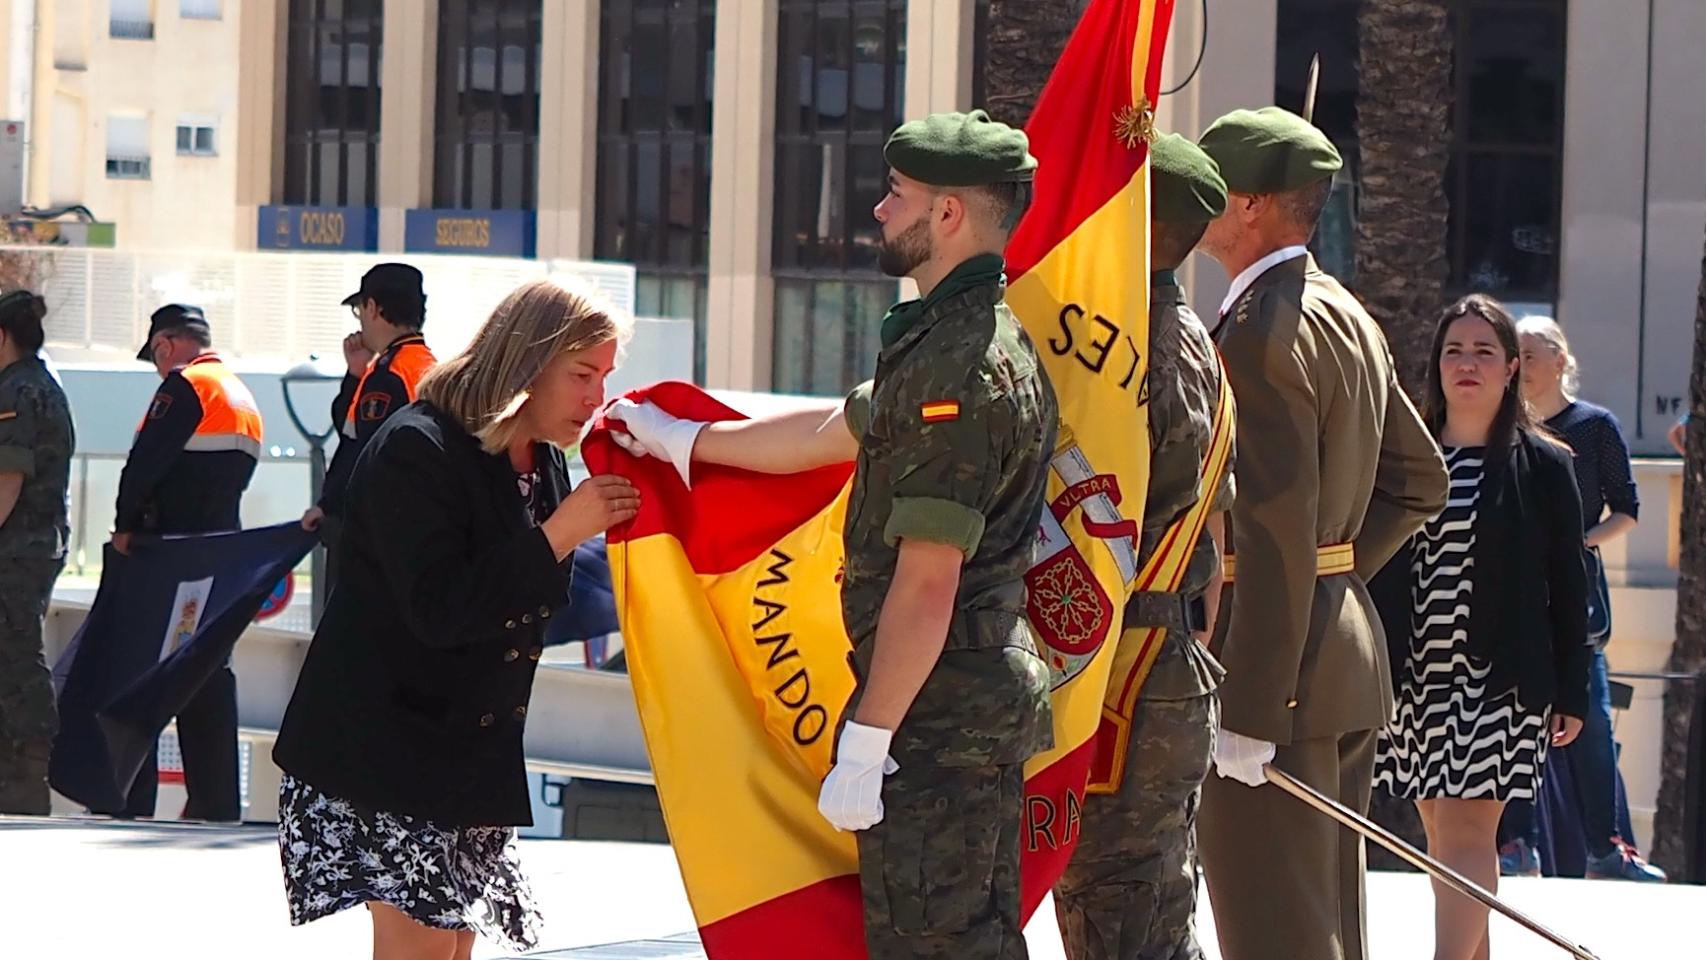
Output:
top-left (307, 441), bottom-right (327, 626)
top-left (280, 357), bottom-right (344, 631)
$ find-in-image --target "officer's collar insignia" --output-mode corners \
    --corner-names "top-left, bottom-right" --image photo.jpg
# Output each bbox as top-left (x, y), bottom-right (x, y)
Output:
top-left (920, 400), bottom-right (960, 423)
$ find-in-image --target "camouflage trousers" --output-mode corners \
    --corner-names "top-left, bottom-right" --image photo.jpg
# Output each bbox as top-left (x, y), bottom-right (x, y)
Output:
top-left (857, 760), bottom-right (1028, 959)
top-left (1054, 690), bottom-right (1218, 960)
top-left (0, 558), bottom-right (64, 815)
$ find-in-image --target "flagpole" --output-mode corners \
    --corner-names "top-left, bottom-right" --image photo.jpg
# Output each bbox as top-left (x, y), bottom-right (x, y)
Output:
top-left (1262, 766), bottom-right (1603, 960)
top-left (1302, 53), bottom-right (1321, 123)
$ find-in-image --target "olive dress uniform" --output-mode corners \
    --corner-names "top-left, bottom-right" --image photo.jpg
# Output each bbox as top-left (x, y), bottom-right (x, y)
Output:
top-left (840, 111), bottom-right (1059, 960)
top-left (1191, 109), bottom-right (1450, 960)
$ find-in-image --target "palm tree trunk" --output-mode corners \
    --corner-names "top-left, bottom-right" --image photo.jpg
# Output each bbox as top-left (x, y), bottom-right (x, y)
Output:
top-left (1353, 0), bottom-right (1453, 397)
top-left (1354, 0), bottom-right (1453, 868)
top-left (980, 0), bottom-right (1090, 127)
top-left (1650, 220), bottom-right (1706, 880)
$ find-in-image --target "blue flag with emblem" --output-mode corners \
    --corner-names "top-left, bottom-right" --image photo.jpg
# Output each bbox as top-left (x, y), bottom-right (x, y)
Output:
top-left (48, 523), bottom-right (316, 813)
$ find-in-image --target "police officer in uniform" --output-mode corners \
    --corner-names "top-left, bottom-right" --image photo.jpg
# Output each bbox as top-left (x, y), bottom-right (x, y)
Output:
top-left (301, 264), bottom-right (435, 565)
top-left (610, 110), bottom-right (1057, 959)
top-left (112, 304), bottom-right (264, 821)
top-left (1190, 108), bottom-right (1449, 960)
top-left (1053, 134), bottom-right (1234, 960)
top-left (0, 291), bottom-right (75, 815)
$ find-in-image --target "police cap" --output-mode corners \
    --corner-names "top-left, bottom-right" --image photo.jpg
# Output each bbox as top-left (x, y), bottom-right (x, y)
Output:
top-left (884, 109), bottom-right (1038, 187)
top-left (137, 304), bottom-right (210, 363)
top-left (342, 262), bottom-right (426, 311)
top-left (1197, 106), bottom-right (1342, 195)
top-left (1150, 133), bottom-right (1228, 224)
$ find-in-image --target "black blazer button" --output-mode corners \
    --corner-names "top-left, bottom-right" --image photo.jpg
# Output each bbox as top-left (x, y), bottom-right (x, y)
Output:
top-left (504, 619), bottom-right (517, 630)
top-left (522, 614), bottom-right (534, 625)
top-left (513, 705), bottom-right (528, 721)
top-left (478, 713), bottom-right (495, 727)
top-left (528, 647), bottom-right (543, 662)
top-left (539, 606), bottom-right (552, 619)
top-left (504, 648), bottom-right (520, 663)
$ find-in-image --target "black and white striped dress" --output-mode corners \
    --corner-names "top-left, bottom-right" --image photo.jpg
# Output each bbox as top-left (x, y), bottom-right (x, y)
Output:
top-left (1374, 446), bottom-right (1551, 801)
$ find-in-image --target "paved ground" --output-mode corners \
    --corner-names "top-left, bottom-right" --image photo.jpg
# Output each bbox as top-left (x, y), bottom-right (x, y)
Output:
top-left (3, 816), bottom-right (1696, 958)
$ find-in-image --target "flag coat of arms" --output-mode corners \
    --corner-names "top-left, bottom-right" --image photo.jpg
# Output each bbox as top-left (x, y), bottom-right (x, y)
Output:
top-left (582, 1), bottom-right (1175, 953)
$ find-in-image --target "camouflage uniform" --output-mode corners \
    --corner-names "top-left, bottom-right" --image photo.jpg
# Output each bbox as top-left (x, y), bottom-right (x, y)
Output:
top-left (1054, 274), bottom-right (1233, 960)
top-left (0, 356), bottom-right (74, 815)
top-left (842, 253), bottom-right (1058, 959)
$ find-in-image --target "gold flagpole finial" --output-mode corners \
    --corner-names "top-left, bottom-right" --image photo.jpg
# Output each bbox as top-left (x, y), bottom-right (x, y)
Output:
top-left (1114, 98), bottom-right (1157, 149)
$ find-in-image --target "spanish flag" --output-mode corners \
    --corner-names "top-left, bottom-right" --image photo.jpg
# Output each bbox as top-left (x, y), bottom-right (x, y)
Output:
top-left (582, 1), bottom-right (1173, 953)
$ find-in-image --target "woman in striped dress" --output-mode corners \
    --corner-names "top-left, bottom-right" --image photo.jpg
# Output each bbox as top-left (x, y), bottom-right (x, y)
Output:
top-left (1372, 294), bottom-right (1590, 960)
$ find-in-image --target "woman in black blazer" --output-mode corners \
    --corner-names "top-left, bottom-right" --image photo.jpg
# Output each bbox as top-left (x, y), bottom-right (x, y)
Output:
top-left (1369, 293), bottom-right (1589, 960)
top-left (272, 278), bottom-right (639, 958)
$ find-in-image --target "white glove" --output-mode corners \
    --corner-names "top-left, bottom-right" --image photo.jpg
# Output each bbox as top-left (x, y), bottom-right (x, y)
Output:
top-left (1213, 727), bottom-right (1275, 788)
top-left (605, 398), bottom-right (707, 488)
top-left (817, 721), bottom-right (900, 832)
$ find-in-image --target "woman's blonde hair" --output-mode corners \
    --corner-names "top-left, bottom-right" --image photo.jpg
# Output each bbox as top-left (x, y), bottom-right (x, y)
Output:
top-left (418, 276), bottom-right (632, 453)
top-left (1516, 314), bottom-right (1580, 397)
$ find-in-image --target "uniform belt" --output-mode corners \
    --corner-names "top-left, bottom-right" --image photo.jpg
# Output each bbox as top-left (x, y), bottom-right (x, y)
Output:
top-left (1122, 590), bottom-right (1207, 634)
top-left (1222, 542), bottom-right (1354, 584)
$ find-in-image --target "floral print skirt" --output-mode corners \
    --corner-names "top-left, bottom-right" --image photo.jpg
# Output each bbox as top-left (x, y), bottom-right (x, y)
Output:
top-left (276, 773), bottom-right (541, 951)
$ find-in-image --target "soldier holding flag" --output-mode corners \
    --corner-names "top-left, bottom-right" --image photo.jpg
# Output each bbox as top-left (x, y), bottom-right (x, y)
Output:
top-left (1190, 107), bottom-right (1448, 960)
top-left (610, 109), bottom-right (1057, 959)
top-left (1052, 133), bottom-right (1235, 960)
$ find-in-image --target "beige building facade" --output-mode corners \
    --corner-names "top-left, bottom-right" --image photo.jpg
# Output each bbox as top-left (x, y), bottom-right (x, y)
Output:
top-left (0, 1), bottom-right (1700, 455)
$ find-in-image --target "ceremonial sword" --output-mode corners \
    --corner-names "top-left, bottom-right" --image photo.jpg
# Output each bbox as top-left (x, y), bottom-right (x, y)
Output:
top-left (1263, 766), bottom-right (1603, 960)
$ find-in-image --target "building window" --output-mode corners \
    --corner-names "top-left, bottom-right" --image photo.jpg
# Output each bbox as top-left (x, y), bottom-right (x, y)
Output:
top-left (180, 0), bottom-right (221, 20)
top-left (596, 0), bottom-right (715, 383)
top-left (176, 118), bottom-right (217, 156)
top-left (772, 0), bottom-right (907, 396)
top-left (282, 0), bottom-right (382, 208)
top-left (1274, 0), bottom-right (1566, 301)
top-left (1447, 0), bottom-right (1566, 302)
top-left (1273, 0), bottom-right (1359, 281)
top-left (110, 0), bottom-right (155, 39)
top-left (434, 0), bottom-right (543, 211)
top-left (106, 114), bottom-right (151, 180)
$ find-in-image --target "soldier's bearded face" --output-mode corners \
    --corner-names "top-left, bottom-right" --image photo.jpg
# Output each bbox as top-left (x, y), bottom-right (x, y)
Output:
top-left (878, 213), bottom-right (934, 278)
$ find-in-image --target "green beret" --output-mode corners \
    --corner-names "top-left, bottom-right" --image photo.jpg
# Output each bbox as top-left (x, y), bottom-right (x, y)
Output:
top-left (1197, 106), bottom-right (1342, 194)
top-left (1150, 133), bottom-right (1227, 223)
top-left (884, 109), bottom-right (1037, 187)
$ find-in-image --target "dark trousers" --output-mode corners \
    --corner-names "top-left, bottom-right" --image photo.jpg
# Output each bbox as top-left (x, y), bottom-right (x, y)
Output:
top-left (121, 663), bottom-right (240, 821)
top-left (1503, 650), bottom-right (1618, 859)
top-left (857, 761), bottom-right (1028, 959)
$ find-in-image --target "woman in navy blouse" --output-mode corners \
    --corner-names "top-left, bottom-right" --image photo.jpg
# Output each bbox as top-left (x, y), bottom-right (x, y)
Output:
top-left (1507, 315), bottom-right (1664, 882)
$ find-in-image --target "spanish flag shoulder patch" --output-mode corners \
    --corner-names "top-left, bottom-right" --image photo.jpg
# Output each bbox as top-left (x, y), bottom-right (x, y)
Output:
top-left (920, 400), bottom-right (960, 423)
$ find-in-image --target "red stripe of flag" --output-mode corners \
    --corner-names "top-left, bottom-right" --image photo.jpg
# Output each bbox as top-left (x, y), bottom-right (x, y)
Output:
top-left (584, 382), bottom-right (853, 575)
top-left (1007, 0), bottom-right (1176, 280)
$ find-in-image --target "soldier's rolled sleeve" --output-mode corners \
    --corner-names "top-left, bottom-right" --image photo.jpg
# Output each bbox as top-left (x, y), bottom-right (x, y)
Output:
top-left (880, 391), bottom-right (991, 558)
top-left (844, 380), bottom-right (875, 439)
top-left (0, 385), bottom-right (37, 477)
